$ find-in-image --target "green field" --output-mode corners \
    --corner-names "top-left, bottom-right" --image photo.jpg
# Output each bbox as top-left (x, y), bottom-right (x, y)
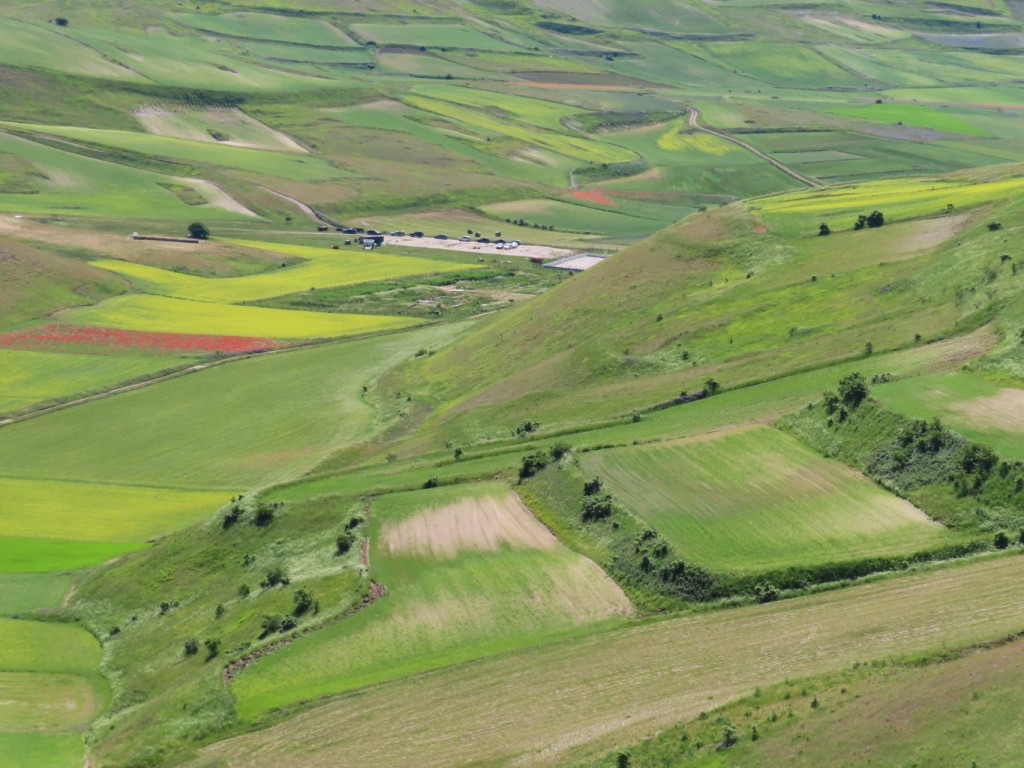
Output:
top-left (173, 12), bottom-right (354, 46)
top-left (757, 174), bottom-right (1024, 234)
top-left (0, 478), bottom-right (225, 544)
top-left (700, 42), bottom-right (864, 88)
top-left (0, 131), bottom-right (252, 219)
top-left (577, 633), bottom-right (1024, 767)
top-left (136, 108), bottom-right (309, 152)
top-left (190, 555), bottom-right (1024, 767)
top-left (58, 25), bottom-right (333, 91)
top-left (0, 324), bottom-right (465, 490)
top-left (827, 103), bottom-right (988, 138)
top-left (3, 1), bottom-right (1024, 763)
top-left (403, 94), bottom-right (637, 164)
top-left (0, 537), bottom-right (136, 574)
top-left (0, 573), bottom-right (75, 615)
top-left (59, 295), bottom-right (421, 339)
top-left (0, 618), bottom-right (105, 767)
top-left (350, 23), bottom-right (521, 51)
top-left (2, 121), bottom-right (351, 182)
top-left (0, 18), bottom-right (137, 80)
top-left (90, 244), bottom-right (477, 302)
top-left (232, 482), bottom-right (630, 717)
top-left (874, 373), bottom-right (1024, 461)
top-left (0, 734), bottom-right (84, 768)
top-left (0, 349), bottom-right (181, 414)
top-left (579, 427), bottom-right (959, 572)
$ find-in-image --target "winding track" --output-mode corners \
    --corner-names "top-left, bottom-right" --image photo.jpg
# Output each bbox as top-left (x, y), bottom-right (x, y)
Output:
top-left (687, 106), bottom-right (824, 189)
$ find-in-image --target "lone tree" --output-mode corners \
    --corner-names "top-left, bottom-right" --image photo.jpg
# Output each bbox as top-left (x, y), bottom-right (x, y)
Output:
top-left (818, 222), bottom-right (831, 236)
top-left (188, 222), bottom-right (210, 239)
top-left (838, 371), bottom-right (868, 409)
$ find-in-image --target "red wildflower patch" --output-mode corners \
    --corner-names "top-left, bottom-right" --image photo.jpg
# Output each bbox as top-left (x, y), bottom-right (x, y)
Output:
top-left (0, 324), bottom-right (289, 355)
top-left (572, 189), bottom-right (617, 206)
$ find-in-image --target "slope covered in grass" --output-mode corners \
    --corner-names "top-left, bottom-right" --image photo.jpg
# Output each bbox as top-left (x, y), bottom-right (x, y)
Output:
top-left (232, 483), bottom-right (630, 717)
top-left (580, 427), bottom-right (959, 572)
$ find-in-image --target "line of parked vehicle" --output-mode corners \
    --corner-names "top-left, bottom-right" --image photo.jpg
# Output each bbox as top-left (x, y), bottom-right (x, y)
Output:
top-left (317, 223), bottom-right (522, 249)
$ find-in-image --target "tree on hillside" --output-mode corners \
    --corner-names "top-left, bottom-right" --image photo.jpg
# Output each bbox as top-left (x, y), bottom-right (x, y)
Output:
top-left (838, 372), bottom-right (868, 408)
top-left (818, 222), bottom-right (831, 236)
top-left (188, 222), bottom-right (210, 239)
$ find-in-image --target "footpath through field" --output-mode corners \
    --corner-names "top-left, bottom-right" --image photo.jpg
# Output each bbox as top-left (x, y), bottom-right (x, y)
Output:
top-left (687, 106), bottom-right (824, 189)
top-left (192, 554), bottom-right (1024, 767)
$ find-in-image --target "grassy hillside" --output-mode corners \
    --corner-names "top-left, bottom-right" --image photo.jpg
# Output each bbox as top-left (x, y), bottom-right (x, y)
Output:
top-left (2, 0), bottom-right (1024, 766)
top-left (382, 168), bottom-right (1024, 454)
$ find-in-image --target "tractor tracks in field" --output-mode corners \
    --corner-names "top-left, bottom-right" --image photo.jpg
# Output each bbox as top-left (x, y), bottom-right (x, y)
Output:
top-left (686, 106), bottom-right (824, 189)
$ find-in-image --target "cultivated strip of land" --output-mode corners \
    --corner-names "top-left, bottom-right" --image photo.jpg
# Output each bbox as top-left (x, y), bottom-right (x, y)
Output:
top-left (687, 106), bottom-right (824, 188)
top-left (191, 554), bottom-right (1024, 768)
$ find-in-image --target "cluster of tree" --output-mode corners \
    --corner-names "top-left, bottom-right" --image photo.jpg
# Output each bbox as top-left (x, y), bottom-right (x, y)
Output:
top-left (504, 217), bottom-right (556, 231)
top-left (188, 222), bottom-right (210, 239)
top-left (222, 498), bottom-right (282, 529)
top-left (514, 419), bottom-right (540, 437)
top-left (853, 210), bottom-right (884, 230)
top-left (793, 377), bottom-right (1024, 533)
top-left (581, 477), bottom-right (615, 522)
top-left (260, 565), bottom-right (290, 588)
top-left (518, 442), bottom-right (574, 481)
top-left (335, 516), bottom-right (363, 556)
top-left (650, 379), bottom-right (720, 412)
top-left (183, 637), bottom-right (220, 661)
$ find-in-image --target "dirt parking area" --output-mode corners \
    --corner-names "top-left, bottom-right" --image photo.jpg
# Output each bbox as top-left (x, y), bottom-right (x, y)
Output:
top-left (384, 235), bottom-right (572, 261)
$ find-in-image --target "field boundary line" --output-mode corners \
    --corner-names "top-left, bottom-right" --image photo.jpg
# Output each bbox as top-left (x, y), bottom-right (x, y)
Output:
top-left (0, 324), bottom-right (433, 429)
top-left (686, 106), bottom-right (824, 189)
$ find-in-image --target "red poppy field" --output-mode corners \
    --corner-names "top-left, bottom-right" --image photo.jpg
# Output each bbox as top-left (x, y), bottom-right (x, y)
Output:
top-left (0, 324), bottom-right (290, 355)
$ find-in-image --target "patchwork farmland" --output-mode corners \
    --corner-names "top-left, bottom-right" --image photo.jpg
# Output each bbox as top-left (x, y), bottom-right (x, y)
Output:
top-left (1, 0), bottom-right (1024, 766)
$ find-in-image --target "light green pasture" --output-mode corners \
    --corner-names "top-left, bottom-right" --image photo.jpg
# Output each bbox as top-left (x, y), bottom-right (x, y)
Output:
top-left (0, 618), bottom-right (101, 675)
top-left (0, 349), bottom-right (180, 414)
top-left (580, 427), bottom-right (960, 572)
top-left (410, 84), bottom-right (579, 131)
top-left (59, 26), bottom-right (333, 91)
top-left (0, 477), bottom-right (225, 543)
top-left (236, 40), bottom-right (371, 64)
top-left (58, 295), bottom-right (421, 339)
top-left (351, 23), bottom-right (521, 50)
top-left (827, 103), bottom-right (988, 137)
top-left (232, 483), bottom-right (629, 717)
top-left (700, 42), bottom-right (864, 87)
top-left (0, 18), bottom-right (138, 80)
top-left (322, 104), bottom-right (559, 183)
top-left (0, 734), bottom-right (83, 768)
top-left (0, 131), bottom-right (251, 220)
top-left (172, 12), bottom-right (354, 45)
top-left (0, 573), bottom-right (75, 615)
top-left (0, 672), bottom-right (97, 732)
top-left (0, 323), bottom-right (466, 490)
top-left (0, 538), bottom-right (137, 574)
top-left (402, 94), bottom-right (637, 164)
top-left (482, 198), bottom-right (668, 237)
top-left (1, 121), bottom-right (349, 182)
top-left (756, 175), bottom-right (1024, 234)
top-left (875, 373), bottom-right (1024, 462)
top-left (90, 245), bottom-right (474, 302)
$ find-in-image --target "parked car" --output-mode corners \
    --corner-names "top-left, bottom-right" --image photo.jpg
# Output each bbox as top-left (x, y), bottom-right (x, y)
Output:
top-left (368, 229), bottom-right (382, 235)
top-left (390, 230), bottom-right (406, 236)
top-left (435, 234), bottom-right (449, 240)
top-left (410, 231), bottom-right (424, 238)
top-left (459, 236), bottom-right (472, 242)
top-left (476, 237), bottom-right (490, 244)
